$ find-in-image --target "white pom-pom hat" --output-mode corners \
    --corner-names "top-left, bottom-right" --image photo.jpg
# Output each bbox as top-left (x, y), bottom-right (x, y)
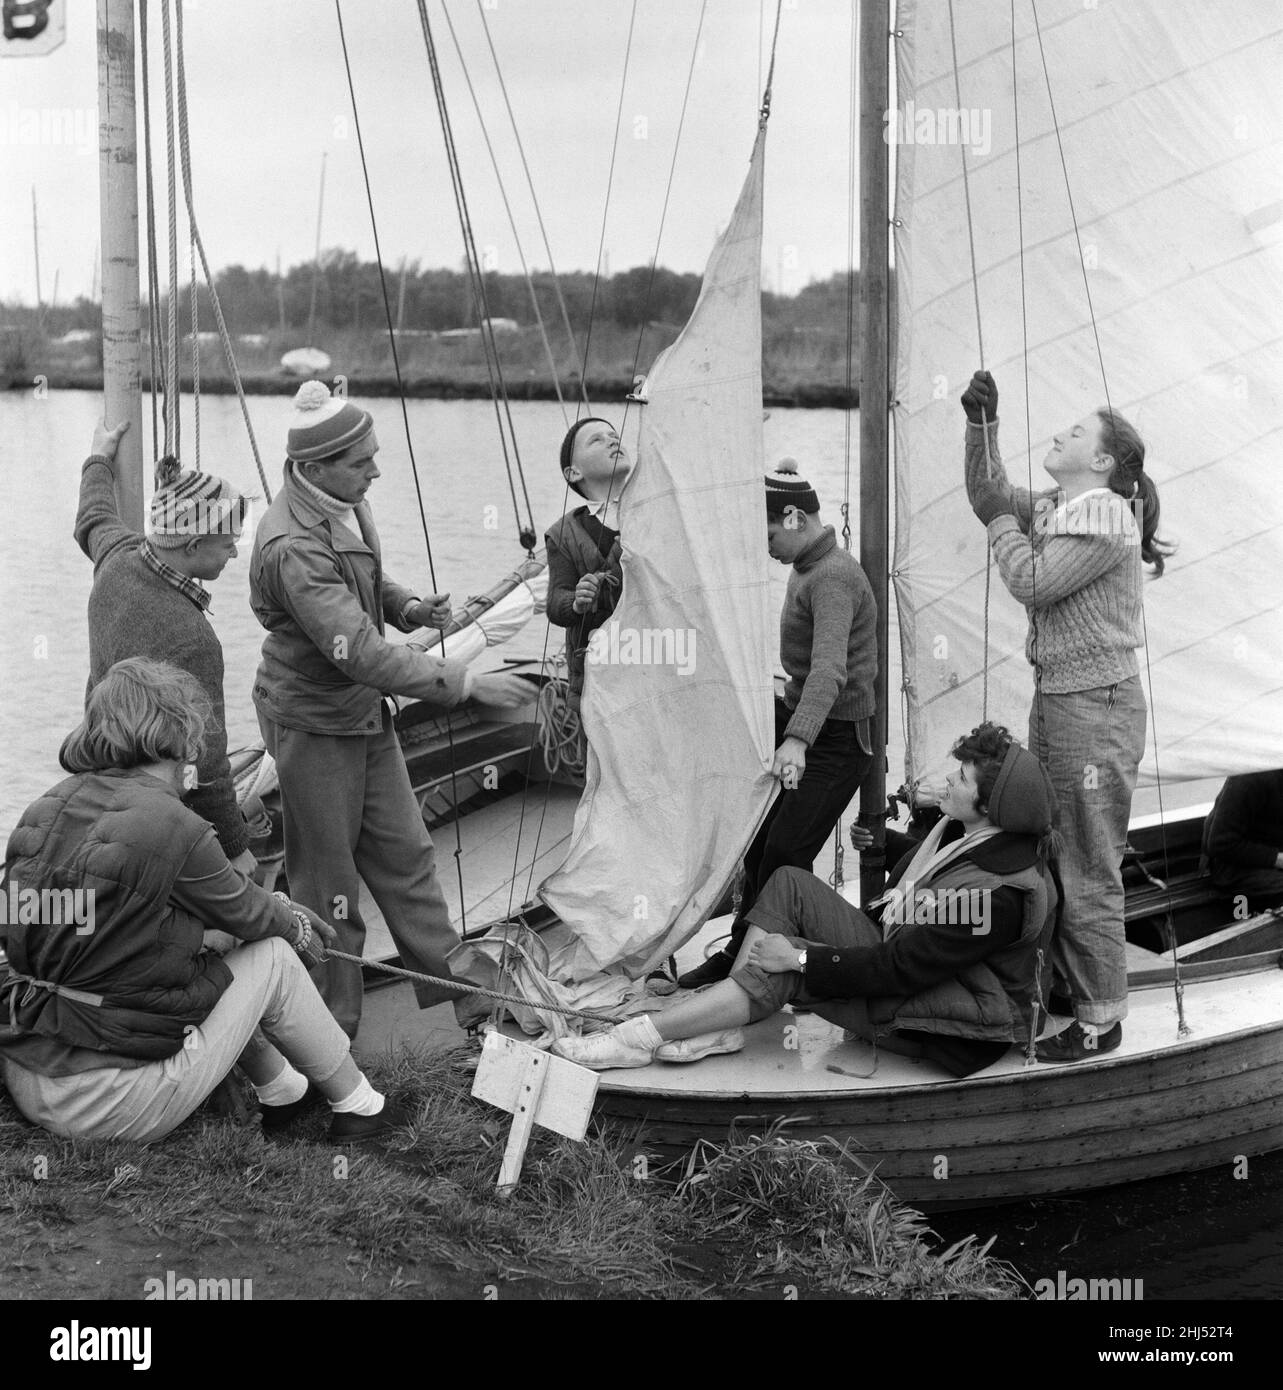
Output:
top-left (285, 380), bottom-right (374, 462)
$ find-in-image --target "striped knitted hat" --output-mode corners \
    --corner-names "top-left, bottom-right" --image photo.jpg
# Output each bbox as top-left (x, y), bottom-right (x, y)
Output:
top-left (765, 457), bottom-right (820, 516)
top-left (149, 461), bottom-right (248, 548)
top-left (285, 380), bottom-right (374, 462)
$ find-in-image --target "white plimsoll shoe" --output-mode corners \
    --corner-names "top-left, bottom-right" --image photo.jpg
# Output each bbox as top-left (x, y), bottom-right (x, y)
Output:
top-left (552, 1016), bottom-right (660, 1070)
top-left (653, 1029), bottom-right (746, 1064)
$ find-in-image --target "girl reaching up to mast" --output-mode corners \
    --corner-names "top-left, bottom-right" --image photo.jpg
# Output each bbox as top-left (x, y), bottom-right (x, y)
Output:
top-left (960, 369), bottom-right (1173, 1063)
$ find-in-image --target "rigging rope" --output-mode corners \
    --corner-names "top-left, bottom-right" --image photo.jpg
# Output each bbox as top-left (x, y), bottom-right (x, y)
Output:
top-left (945, 0), bottom-right (993, 720)
top-left (579, 0), bottom-right (637, 412)
top-left (439, 3), bottom-right (569, 426)
top-left (1028, 0), bottom-right (1186, 1036)
top-left (474, 0), bottom-right (589, 412)
top-left (160, 0), bottom-right (179, 461)
top-left (138, 0), bottom-right (164, 474)
top-left (415, 0), bottom-right (537, 549)
top-left (170, 1), bottom-right (271, 500)
top-left (333, 0), bottom-right (469, 932)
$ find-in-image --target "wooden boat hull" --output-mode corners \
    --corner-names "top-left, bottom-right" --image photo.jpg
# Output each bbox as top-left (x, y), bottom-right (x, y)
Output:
top-left (594, 961), bottom-right (1283, 1208)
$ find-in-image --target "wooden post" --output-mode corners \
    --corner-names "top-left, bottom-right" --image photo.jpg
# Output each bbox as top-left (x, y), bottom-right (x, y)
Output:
top-left (472, 1031), bottom-right (599, 1193)
top-left (97, 0), bottom-right (144, 526)
top-left (858, 0), bottom-right (891, 906)
top-left (496, 1047), bottom-right (548, 1192)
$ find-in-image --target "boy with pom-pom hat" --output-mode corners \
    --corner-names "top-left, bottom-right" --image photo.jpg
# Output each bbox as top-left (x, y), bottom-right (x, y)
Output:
top-left (74, 417), bottom-right (258, 876)
top-left (678, 457), bottom-right (879, 989)
top-left (249, 382), bottom-right (530, 1037)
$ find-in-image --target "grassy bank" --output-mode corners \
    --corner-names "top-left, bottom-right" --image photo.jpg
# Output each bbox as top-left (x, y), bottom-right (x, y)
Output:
top-left (1, 1043), bottom-right (1024, 1301)
top-left (2, 321), bottom-right (859, 409)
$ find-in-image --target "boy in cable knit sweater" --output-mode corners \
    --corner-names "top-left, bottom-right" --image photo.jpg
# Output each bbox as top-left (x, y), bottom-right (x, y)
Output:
top-left (678, 459), bottom-right (878, 988)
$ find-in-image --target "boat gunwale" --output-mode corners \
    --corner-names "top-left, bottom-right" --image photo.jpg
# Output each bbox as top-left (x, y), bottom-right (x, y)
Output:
top-left (594, 1006), bottom-right (1283, 1104)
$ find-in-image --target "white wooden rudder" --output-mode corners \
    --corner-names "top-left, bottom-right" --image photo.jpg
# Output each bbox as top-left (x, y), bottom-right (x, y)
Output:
top-left (471, 1031), bottom-right (598, 1192)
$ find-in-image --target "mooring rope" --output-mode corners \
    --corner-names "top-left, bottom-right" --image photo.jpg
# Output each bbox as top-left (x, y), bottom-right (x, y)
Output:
top-left (323, 948), bottom-right (616, 1024)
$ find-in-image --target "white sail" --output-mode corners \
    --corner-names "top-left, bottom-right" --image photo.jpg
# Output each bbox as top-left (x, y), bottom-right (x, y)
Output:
top-left (892, 0), bottom-right (1283, 787)
top-left (538, 127), bottom-right (776, 979)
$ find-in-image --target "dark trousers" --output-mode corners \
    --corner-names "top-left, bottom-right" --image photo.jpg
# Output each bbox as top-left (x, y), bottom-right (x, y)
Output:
top-left (723, 697), bottom-right (872, 957)
top-left (260, 704), bottom-right (463, 1039)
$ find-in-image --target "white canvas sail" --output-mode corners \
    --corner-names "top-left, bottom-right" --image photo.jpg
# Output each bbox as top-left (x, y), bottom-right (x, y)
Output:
top-left (538, 127), bottom-right (776, 980)
top-left (892, 0), bottom-right (1283, 788)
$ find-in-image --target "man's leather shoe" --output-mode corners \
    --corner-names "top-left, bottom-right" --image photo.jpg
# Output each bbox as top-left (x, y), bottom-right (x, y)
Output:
top-left (1036, 1021), bottom-right (1122, 1064)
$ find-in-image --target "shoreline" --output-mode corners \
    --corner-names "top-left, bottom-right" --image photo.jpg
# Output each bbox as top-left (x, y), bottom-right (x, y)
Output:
top-left (3, 369), bottom-right (859, 411)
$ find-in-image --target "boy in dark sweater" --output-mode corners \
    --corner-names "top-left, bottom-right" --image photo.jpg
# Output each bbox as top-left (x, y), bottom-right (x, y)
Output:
top-left (679, 459), bottom-right (879, 988)
top-left (74, 420), bottom-right (255, 874)
top-left (1201, 770), bottom-right (1283, 909)
top-left (544, 417), bottom-right (630, 712)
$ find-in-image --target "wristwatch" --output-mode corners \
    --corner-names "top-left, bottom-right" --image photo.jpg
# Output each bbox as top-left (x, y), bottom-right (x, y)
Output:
top-left (796, 949), bottom-right (808, 972)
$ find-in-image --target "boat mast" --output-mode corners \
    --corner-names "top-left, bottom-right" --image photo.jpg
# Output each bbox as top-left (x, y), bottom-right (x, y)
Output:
top-left (96, 0), bottom-right (145, 526)
top-left (857, 0), bottom-right (891, 903)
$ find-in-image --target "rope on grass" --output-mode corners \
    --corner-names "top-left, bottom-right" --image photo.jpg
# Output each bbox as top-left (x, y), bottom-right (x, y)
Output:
top-left (323, 948), bottom-right (616, 1024)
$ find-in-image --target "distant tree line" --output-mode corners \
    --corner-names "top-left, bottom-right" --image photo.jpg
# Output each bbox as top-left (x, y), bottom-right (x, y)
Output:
top-left (3, 253), bottom-right (864, 345)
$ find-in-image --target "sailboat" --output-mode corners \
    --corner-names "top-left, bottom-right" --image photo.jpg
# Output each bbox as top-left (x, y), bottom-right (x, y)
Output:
top-left (55, 0), bottom-right (1283, 1209)
top-left (437, 0), bottom-right (1283, 1208)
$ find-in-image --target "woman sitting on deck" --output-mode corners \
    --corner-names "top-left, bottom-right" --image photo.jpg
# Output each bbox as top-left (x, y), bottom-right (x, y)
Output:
top-left (554, 723), bottom-right (1061, 1079)
top-left (0, 658), bottom-right (405, 1144)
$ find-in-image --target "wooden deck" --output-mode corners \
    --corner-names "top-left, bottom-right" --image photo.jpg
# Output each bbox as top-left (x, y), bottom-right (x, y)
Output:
top-left (360, 783), bottom-right (580, 961)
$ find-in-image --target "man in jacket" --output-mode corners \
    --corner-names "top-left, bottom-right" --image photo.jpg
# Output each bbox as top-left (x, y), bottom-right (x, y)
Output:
top-left (74, 419), bottom-right (256, 875)
top-left (250, 382), bottom-right (528, 1038)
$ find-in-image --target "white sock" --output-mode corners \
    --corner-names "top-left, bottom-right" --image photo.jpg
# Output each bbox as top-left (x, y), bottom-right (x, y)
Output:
top-left (619, 1014), bottom-right (664, 1050)
top-left (329, 1075), bottom-right (386, 1117)
top-left (1078, 1020), bottom-right (1103, 1037)
top-left (253, 1063), bottom-right (308, 1107)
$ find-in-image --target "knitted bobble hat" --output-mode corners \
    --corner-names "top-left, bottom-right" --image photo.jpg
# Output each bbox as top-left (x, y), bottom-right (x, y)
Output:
top-left (765, 456), bottom-right (820, 516)
top-left (286, 380), bottom-right (374, 462)
top-left (149, 458), bottom-right (248, 547)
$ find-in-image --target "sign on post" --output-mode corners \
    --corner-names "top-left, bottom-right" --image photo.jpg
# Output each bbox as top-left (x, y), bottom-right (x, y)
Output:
top-left (471, 1031), bottom-right (599, 1193)
top-left (1, 1), bottom-right (66, 56)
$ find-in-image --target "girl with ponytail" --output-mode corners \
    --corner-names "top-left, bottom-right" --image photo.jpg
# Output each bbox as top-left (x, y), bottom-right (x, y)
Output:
top-left (958, 370), bottom-right (1174, 1064)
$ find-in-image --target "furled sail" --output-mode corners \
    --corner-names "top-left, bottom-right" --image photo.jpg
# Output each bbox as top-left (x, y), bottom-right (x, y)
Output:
top-left (538, 126), bottom-right (776, 980)
top-left (892, 0), bottom-right (1283, 787)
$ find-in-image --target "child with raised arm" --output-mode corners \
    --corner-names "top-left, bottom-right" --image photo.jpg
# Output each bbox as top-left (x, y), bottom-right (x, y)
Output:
top-left (960, 369), bottom-right (1172, 1062)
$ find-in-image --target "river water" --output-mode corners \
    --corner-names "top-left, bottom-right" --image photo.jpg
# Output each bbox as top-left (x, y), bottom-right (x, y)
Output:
top-left (1, 389), bottom-right (1276, 1297)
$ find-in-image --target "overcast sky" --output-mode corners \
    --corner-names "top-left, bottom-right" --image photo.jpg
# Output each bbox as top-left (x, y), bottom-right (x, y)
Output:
top-left (1, 0), bottom-right (864, 306)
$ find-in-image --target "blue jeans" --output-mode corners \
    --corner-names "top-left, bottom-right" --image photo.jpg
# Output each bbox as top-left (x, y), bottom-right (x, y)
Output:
top-left (1029, 676), bottom-right (1146, 1027)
